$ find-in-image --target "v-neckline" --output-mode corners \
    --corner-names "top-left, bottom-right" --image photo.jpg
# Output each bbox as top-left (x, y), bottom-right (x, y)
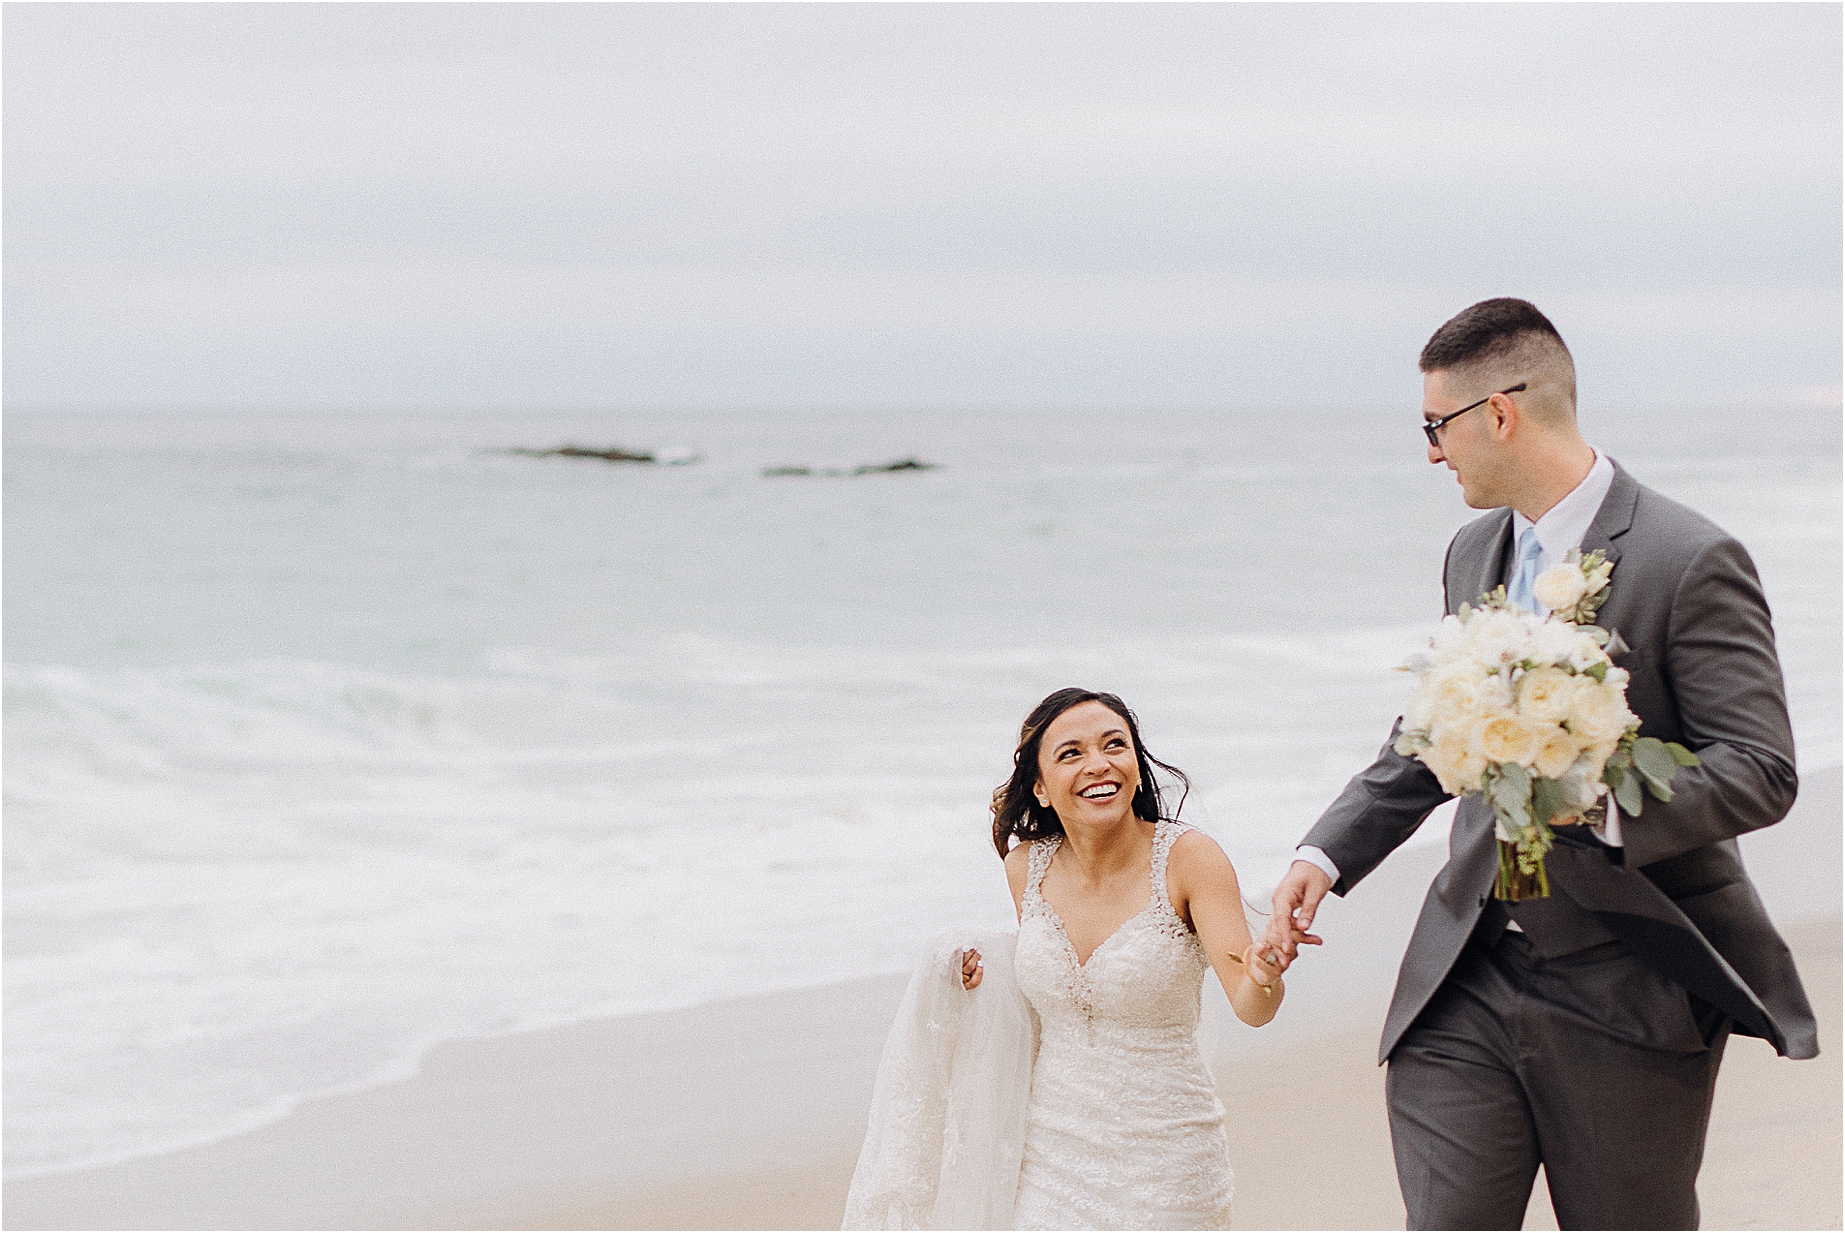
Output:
top-left (1044, 895), bottom-right (1157, 969)
top-left (1037, 831), bottom-right (1161, 969)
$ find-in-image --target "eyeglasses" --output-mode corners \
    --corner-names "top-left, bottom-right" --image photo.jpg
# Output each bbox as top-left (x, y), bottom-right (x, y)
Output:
top-left (1422, 383), bottom-right (1525, 448)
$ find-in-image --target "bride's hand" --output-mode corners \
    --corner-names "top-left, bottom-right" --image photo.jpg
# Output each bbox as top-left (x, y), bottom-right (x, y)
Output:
top-left (1227, 943), bottom-right (1284, 991)
top-left (960, 948), bottom-right (984, 991)
top-left (1244, 945), bottom-right (1284, 989)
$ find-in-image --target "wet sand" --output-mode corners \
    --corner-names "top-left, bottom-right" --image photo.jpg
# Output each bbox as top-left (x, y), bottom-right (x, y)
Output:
top-left (8, 769), bottom-right (1838, 1231)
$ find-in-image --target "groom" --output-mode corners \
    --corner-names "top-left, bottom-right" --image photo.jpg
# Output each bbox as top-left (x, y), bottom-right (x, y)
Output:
top-left (1263, 298), bottom-right (1817, 1230)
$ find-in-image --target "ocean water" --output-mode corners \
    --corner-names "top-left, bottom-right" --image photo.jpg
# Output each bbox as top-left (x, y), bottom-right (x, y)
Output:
top-left (5, 405), bottom-right (1839, 1178)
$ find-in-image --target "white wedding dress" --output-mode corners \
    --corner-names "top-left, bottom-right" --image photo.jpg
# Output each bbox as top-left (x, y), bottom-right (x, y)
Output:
top-left (844, 820), bottom-right (1233, 1230)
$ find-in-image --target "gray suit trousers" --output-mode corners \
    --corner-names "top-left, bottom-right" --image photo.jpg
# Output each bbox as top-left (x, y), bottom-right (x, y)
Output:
top-left (1387, 931), bottom-right (1729, 1230)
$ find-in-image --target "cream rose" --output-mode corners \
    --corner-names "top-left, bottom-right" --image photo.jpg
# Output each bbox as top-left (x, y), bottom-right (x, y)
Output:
top-left (1477, 714), bottom-right (1542, 766)
top-left (1533, 563), bottom-right (1589, 613)
top-left (1517, 666), bottom-right (1578, 723)
top-left (1567, 679), bottom-right (1636, 745)
top-left (1581, 735), bottom-right (1623, 781)
top-left (1533, 726), bottom-right (1581, 779)
top-left (1418, 662), bottom-right (1489, 727)
top-left (1426, 724), bottom-right (1488, 794)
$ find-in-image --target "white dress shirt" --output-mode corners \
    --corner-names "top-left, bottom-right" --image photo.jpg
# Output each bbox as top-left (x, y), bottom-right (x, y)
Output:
top-left (1296, 448), bottom-right (1622, 889)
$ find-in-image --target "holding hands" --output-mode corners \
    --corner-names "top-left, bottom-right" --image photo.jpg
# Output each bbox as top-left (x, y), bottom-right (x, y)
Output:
top-left (1224, 942), bottom-right (1285, 992)
top-left (1261, 860), bottom-right (1331, 973)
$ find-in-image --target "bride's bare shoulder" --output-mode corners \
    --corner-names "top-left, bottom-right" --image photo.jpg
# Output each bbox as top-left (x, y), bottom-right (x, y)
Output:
top-left (1168, 827), bottom-right (1237, 882)
top-left (1003, 841), bottom-right (1032, 906)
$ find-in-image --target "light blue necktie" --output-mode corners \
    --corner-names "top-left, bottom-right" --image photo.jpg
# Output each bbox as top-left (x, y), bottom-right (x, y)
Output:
top-left (1507, 526), bottom-right (1544, 614)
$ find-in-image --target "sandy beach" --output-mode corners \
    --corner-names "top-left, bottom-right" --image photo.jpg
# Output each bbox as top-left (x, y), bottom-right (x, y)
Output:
top-left (8, 769), bottom-right (1839, 1231)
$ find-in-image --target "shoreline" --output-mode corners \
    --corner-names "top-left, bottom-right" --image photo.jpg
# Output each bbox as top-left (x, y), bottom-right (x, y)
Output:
top-left (7, 768), bottom-right (1838, 1230)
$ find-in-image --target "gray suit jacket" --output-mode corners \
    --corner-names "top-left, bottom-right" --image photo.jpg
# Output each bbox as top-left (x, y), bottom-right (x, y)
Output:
top-left (1304, 461), bottom-right (1818, 1063)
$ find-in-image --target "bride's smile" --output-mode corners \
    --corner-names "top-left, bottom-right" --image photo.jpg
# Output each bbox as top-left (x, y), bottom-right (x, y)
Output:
top-left (1035, 702), bottom-right (1143, 827)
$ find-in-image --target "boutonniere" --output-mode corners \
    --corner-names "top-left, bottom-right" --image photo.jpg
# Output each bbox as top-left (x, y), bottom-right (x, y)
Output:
top-left (1532, 548), bottom-right (1614, 625)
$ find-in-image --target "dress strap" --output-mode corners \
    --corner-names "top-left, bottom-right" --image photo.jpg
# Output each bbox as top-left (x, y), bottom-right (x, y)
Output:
top-left (1024, 835), bottom-right (1060, 906)
top-left (1149, 820), bottom-right (1191, 912)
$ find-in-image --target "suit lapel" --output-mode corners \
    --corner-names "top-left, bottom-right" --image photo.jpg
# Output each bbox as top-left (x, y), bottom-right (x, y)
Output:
top-left (1455, 510), bottom-right (1515, 614)
top-left (1579, 458), bottom-right (1639, 566)
top-left (1454, 461), bottom-right (1636, 616)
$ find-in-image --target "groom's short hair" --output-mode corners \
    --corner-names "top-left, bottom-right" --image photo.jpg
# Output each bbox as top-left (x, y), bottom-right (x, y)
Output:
top-left (1420, 298), bottom-right (1577, 423)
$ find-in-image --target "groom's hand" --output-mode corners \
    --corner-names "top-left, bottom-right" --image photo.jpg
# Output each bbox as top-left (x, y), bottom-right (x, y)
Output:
top-left (1265, 861), bottom-right (1332, 963)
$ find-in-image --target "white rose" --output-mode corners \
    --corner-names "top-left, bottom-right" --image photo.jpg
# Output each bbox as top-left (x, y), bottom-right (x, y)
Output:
top-left (1559, 754), bottom-right (1606, 809)
top-left (1567, 638), bottom-right (1610, 673)
top-left (1465, 609), bottom-right (1528, 668)
top-left (1526, 619), bottom-right (1584, 667)
top-left (1533, 564), bottom-right (1589, 613)
top-left (1430, 614), bottom-right (1470, 662)
top-left (1475, 673), bottom-right (1516, 716)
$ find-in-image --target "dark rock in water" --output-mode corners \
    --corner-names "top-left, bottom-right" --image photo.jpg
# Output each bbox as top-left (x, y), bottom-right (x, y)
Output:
top-left (856, 458), bottom-right (937, 474)
top-left (761, 457), bottom-right (940, 478)
top-left (504, 446), bottom-right (700, 465)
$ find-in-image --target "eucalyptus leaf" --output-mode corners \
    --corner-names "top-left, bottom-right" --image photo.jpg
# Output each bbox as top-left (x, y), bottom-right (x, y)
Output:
top-left (1584, 662), bottom-right (1607, 683)
top-left (1490, 767), bottom-right (1532, 836)
top-left (1612, 766), bottom-right (1644, 816)
top-left (1644, 775), bottom-right (1674, 803)
top-left (1531, 777), bottom-right (1568, 827)
top-left (1666, 742), bottom-right (1702, 767)
top-left (1495, 798), bottom-right (1531, 835)
top-left (1632, 738), bottom-right (1680, 787)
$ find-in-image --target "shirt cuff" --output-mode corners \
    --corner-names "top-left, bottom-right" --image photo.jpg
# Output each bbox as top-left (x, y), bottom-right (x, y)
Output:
top-left (1293, 845), bottom-right (1341, 885)
top-left (1598, 795), bottom-right (1624, 847)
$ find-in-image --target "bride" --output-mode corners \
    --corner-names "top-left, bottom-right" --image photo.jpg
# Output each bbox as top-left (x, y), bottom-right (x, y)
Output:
top-left (844, 688), bottom-right (1298, 1230)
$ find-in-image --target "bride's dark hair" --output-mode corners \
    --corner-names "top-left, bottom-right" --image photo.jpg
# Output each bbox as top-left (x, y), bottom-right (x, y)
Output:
top-left (991, 688), bottom-right (1189, 859)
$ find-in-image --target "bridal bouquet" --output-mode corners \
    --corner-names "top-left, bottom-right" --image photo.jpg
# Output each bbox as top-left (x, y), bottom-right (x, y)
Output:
top-left (1392, 549), bottom-right (1699, 900)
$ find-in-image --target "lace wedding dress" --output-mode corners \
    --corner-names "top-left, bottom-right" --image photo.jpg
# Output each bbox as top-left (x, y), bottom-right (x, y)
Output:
top-left (843, 820), bottom-right (1233, 1230)
top-left (1011, 820), bottom-right (1233, 1229)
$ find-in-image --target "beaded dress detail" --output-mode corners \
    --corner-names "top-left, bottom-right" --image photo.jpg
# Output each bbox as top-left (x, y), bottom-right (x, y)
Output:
top-left (1011, 820), bottom-right (1233, 1230)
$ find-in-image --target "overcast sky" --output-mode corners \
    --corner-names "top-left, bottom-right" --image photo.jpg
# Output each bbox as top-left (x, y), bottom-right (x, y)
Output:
top-left (5, 2), bottom-right (1839, 412)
